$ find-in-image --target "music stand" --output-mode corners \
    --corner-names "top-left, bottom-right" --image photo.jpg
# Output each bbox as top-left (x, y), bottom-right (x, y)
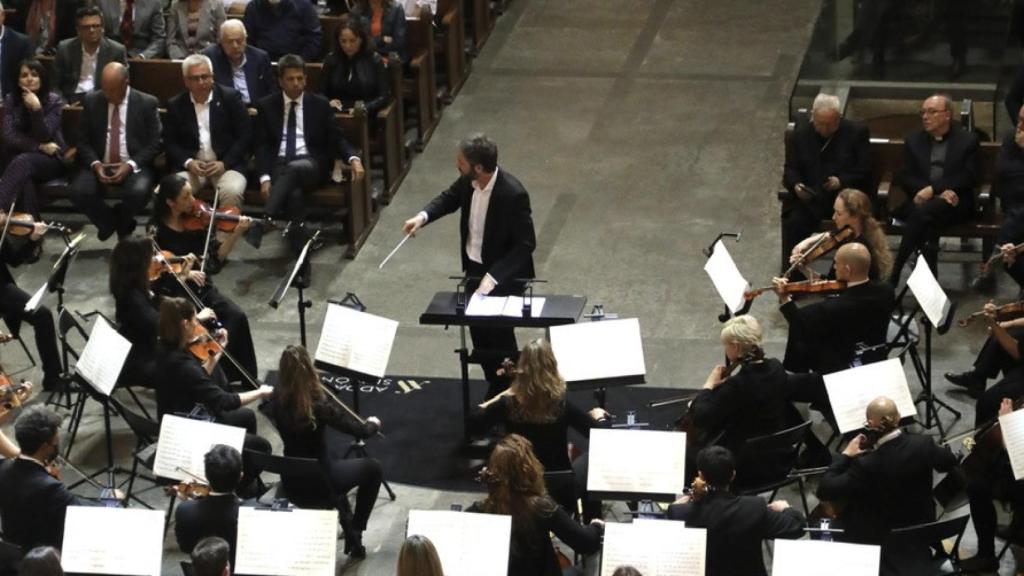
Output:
top-left (702, 232), bottom-right (743, 321)
top-left (268, 230), bottom-right (320, 348)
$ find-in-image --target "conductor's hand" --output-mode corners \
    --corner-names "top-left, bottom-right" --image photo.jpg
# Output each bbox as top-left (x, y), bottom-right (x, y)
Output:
top-left (403, 213), bottom-right (426, 236)
top-left (842, 434), bottom-right (868, 458)
top-left (1000, 398), bottom-right (1014, 417)
top-left (475, 274), bottom-right (497, 296)
top-left (768, 500), bottom-right (791, 512)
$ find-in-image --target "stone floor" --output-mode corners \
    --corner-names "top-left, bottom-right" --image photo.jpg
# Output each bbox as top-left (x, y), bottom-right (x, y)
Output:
top-left (3, 0), bottom-right (1023, 573)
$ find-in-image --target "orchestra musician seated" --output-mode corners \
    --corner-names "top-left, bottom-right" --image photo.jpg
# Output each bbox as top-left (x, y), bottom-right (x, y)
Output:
top-left (468, 434), bottom-right (603, 576)
top-left (17, 545), bottom-right (63, 576)
top-left (191, 536), bottom-right (232, 576)
top-left (469, 338), bottom-right (610, 520)
top-left (668, 446), bottom-right (805, 576)
top-left (174, 444), bottom-right (245, 562)
top-left (945, 299), bottom-right (1024, 399)
top-left (396, 534), bottom-right (444, 576)
top-left (816, 396), bottom-right (957, 576)
top-left (969, 302), bottom-right (1024, 428)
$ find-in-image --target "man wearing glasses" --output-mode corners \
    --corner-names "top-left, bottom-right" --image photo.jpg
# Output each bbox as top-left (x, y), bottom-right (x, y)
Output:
top-left (889, 93), bottom-right (979, 284)
top-left (53, 6), bottom-right (127, 104)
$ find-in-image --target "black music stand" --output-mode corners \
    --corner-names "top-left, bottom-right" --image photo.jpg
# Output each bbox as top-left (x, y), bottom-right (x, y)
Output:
top-left (269, 231), bottom-right (320, 348)
top-left (702, 232), bottom-right (743, 321)
top-left (29, 233), bottom-right (84, 408)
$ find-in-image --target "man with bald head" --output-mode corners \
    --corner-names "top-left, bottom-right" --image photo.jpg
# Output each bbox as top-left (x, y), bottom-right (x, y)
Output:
top-left (71, 62), bottom-right (161, 241)
top-left (203, 20), bottom-right (272, 107)
top-left (817, 396), bottom-right (956, 575)
top-left (774, 242), bottom-right (895, 374)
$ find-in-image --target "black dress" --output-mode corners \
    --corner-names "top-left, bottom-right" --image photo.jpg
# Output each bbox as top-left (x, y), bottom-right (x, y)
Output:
top-left (0, 236), bottom-right (61, 388)
top-left (114, 288), bottom-right (160, 389)
top-left (322, 50), bottom-right (390, 118)
top-left (154, 221), bottom-right (258, 382)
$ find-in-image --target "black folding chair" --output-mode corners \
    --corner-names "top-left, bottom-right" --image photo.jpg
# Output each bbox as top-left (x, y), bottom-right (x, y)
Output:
top-left (242, 450), bottom-right (335, 510)
top-left (888, 514), bottom-right (970, 575)
top-left (735, 421), bottom-right (815, 515)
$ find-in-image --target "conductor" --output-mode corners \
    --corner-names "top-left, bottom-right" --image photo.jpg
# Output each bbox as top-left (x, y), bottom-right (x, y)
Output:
top-left (404, 134), bottom-right (536, 399)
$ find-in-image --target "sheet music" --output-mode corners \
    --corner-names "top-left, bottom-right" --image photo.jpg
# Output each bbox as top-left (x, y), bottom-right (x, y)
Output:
top-left (62, 507), bottom-right (164, 576)
top-left (587, 429), bottom-right (686, 496)
top-left (772, 539), bottom-right (880, 576)
top-left (550, 318), bottom-right (646, 383)
top-left (703, 240), bottom-right (748, 313)
top-left (1001, 409), bottom-right (1024, 480)
top-left (466, 293), bottom-right (508, 316)
top-left (314, 303), bottom-right (398, 379)
top-left (152, 414), bottom-right (246, 481)
top-left (74, 316), bottom-right (131, 396)
top-left (235, 507), bottom-right (338, 575)
top-left (907, 254), bottom-right (952, 326)
top-left (24, 282), bottom-right (46, 313)
top-left (406, 510), bottom-right (511, 576)
top-left (600, 521), bottom-right (705, 576)
top-left (823, 358), bottom-right (917, 434)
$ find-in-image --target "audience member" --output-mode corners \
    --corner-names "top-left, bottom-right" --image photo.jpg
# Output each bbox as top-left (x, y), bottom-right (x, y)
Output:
top-left (191, 536), bottom-right (231, 576)
top-left (53, 6), bottom-right (128, 104)
top-left (243, 0), bottom-right (322, 61)
top-left (351, 0), bottom-right (407, 61)
top-left (9, 0), bottom-right (80, 55)
top-left (174, 445), bottom-right (243, 559)
top-left (203, 20), bottom-right (273, 107)
top-left (167, 0), bottom-right (227, 59)
top-left (396, 534), bottom-right (444, 576)
top-left (96, 0), bottom-right (166, 58)
top-left (0, 4), bottom-right (32, 98)
top-left (17, 546), bottom-right (63, 576)
top-left (400, 0), bottom-right (434, 19)
top-left (71, 62), bottom-right (161, 241)
top-left (321, 18), bottom-right (390, 118)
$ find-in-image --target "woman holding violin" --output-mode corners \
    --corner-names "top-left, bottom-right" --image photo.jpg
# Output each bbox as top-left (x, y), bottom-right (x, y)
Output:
top-left (152, 174), bottom-right (257, 381)
top-left (469, 338), bottom-right (611, 520)
top-left (266, 345), bottom-right (383, 559)
top-left (788, 189), bottom-right (892, 281)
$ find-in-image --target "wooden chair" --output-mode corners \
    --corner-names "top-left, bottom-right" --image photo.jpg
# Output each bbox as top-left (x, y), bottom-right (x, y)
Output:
top-left (434, 0), bottom-right (469, 102)
top-left (404, 16), bottom-right (440, 151)
top-left (128, 58), bottom-right (186, 105)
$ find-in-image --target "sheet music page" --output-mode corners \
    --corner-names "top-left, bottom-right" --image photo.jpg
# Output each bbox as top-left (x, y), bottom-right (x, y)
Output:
top-left (907, 254), bottom-right (951, 326)
top-left (772, 539), bottom-right (880, 576)
top-left (152, 415), bottom-right (246, 481)
top-left (314, 303), bottom-right (399, 379)
top-left (235, 507), bottom-right (338, 575)
top-left (501, 296), bottom-right (547, 318)
top-left (600, 521), bottom-right (705, 576)
top-left (24, 282), bottom-right (47, 313)
top-left (465, 293), bottom-right (508, 316)
top-left (406, 510), bottom-right (511, 576)
top-left (1000, 409), bottom-right (1024, 480)
top-left (703, 240), bottom-right (748, 313)
top-left (74, 316), bottom-right (131, 396)
top-left (823, 358), bottom-right (917, 433)
top-left (61, 507), bottom-right (164, 576)
top-left (550, 318), bottom-right (646, 383)
top-left (587, 429), bottom-right (686, 496)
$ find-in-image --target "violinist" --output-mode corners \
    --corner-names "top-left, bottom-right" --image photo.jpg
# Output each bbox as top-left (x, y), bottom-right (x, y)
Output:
top-left (667, 446), bottom-right (805, 576)
top-left (775, 242), bottom-right (895, 374)
top-left (970, 302), bottom-right (1024, 427)
top-left (174, 445), bottom-right (244, 563)
top-left (469, 338), bottom-right (610, 520)
top-left (816, 396), bottom-right (956, 576)
top-left (788, 189), bottom-right (892, 281)
top-left (152, 174), bottom-right (257, 381)
top-left (154, 297), bottom-right (273, 495)
top-left (266, 344), bottom-right (383, 559)
top-left (945, 299), bottom-right (1024, 398)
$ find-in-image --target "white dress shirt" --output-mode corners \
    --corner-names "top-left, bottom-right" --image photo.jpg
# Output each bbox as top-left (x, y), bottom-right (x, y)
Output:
top-left (230, 52), bottom-right (249, 104)
top-left (465, 167), bottom-right (497, 264)
top-left (76, 45), bottom-right (99, 94)
top-left (101, 87), bottom-right (138, 172)
top-left (186, 90), bottom-right (216, 166)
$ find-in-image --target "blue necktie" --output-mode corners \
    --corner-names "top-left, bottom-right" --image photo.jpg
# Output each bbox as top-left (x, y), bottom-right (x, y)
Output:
top-left (285, 101), bottom-right (297, 160)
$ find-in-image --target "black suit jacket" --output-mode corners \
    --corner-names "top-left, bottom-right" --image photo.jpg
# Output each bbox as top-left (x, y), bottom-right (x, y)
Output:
top-left (422, 169), bottom-right (537, 290)
top-left (896, 124), bottom-right (979, 215)
top-left (783, 117), bottom-right (872, 204)
top-left (254, 91), bottom-right (358, 183)
top-left (52, 37), bottom-right (128, 102)
top-left (351, 3), bottom-right (407, 61)
top-left (174, 494), bottom-right (239, 558)
top-left (203, 44), bottom-right (274, 105)
top-left (667, 492), bottom-right (805, 576)
top-left (0, 27), bottom-right (31, 98)
top-left (0, 458), bottom-right (85, 549)
top-left (77, 87), bottom-right (162, 170)
top-left (7, 0), bottom-right (79, 49)
top-left (164, 85), bottom-right (252, 172)
top-left (817, 433), bottom-right (957, 576)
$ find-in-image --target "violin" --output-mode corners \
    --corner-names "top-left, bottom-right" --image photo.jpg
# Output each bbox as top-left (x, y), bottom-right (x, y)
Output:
top-left (958, 301), bottom-right (1024, 328)
top-left (981, 241), bottom-right (1024, 277)
top-left (148, 250), bottom-right (200, 281)
top-left (743, 279), bottom-right (847, 301)
top-left (0, 375), bottom-right (32, 420)
top-left (181, 198), bottom-right (278, 234)
top-left (784, 226), bottom-right (855, 279)
top-left (187, 321), bottom-right (224, 362)
top-left (0, 212), bottom-right (69, 237)
top-left (166, 479), bottom-right (212, 501)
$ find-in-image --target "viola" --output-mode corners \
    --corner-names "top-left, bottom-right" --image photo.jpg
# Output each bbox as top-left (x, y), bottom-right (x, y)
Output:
top-left (959, 301), bottom-right (1024, 328)
top-left (743, 279), bottom-right (847, 301)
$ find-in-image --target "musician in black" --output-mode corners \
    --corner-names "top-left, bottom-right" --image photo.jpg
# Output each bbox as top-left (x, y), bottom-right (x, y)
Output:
top-left (151, 173), bottom-right (257, 383)
top-left (817, 396), bottom-right (957, 576)
top-left (191, 536), bottom-right (231, 576)
top-left (174, 444), bottom-right (244, 560)
top-left (944, 306), bottom-right (1024, 398)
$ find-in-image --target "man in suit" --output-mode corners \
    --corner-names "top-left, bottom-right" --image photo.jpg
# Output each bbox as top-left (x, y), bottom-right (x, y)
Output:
top-left (8, 0), bottom-right (82, 55)
top-left (817, 396), bottom-right (957, 576)
top-left (52, 6), bottom-right (128, 104)
top-left (192, 536), bottom-right (232, 576)
top-left (403, 135), bottom-right (537, 398)
top-left (0, 4), bottom-right (32, 98)
top-left (71, 62), bottom-right (161, 241)
top-left (95, 0), bottom-right (165, 59)
top-left (668, 446), bottom-right (805, 576)
top-left (774, 242), bottom-right (895, 376)
top-left (890, 93), bottom-right (979, 284)
top-left (164, 54), bottom-right (251, 214)
top-left (0, 406), bottom-right (91, 550)
top-left (203, 19), bottom-right (273, 106)
top-left (254, 53), bottom-right (363, 253)
top-left (781, 93), bottom-right (871, 275)
top-left (243, 0), bottom-right (321, 61)
top-left (175, 445), bottom-right (243, 558)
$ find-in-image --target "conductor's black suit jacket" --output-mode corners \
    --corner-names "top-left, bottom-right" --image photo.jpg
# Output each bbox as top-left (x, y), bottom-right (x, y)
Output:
top-left (422, 169), bottom-right (536, 293)
top-left (163, 84), bottom-right (252, 173)
top-left (0, 458), bottom-right (87, 549)
top-left (895, 124), bottom-right (979, 217)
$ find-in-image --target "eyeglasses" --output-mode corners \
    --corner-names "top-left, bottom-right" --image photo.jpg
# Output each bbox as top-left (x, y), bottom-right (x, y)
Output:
top-left (78, 24), bottom-right (103, 30)
top-left (185, 74), bottom-right (213, 82)
top-left (920, 108), bottom-right (947, 117)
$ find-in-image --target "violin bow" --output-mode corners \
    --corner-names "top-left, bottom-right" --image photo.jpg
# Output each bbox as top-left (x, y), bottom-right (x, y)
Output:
top-left (199, 187), bottom-right (220, 275)
top-left (0, 200), bottom-right (17, 256)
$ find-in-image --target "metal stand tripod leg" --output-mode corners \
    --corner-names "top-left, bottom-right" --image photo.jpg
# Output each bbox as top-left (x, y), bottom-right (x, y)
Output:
top-left (344, 438), bottom-right (396, 501)
top-left (909, 320), bottom-right (961, 441)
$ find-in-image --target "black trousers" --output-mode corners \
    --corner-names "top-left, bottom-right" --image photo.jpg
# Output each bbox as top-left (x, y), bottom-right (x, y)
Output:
top-left (326, 457), bottom-right (383, 531)
top-left (70, 167), bottom-right (154, 238)
top-left (265, 157), bottom-right (320, 253)
top-left (971, 328), bottom-right (1024, 384)
top-left (968, 454), bottom-right (1024, 557)
top-left (198, 283), bottom-right (258, 383)
top-left (890, 197), bottom-right (963, 284)
top-left (466, 260), bottom-right (520, 398)
top-left (0, 282), bottom-right (61, 385)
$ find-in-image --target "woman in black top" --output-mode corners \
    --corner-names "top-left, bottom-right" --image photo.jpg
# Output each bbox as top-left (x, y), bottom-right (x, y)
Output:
top-left (268, 345), bottom-right (383, 558)
top-left (151, 174), bottom-right (256, 384)
top-left (470, 338), bottom-right (610, 519)
top-left (322, 19), bottom-right (390, 119)
top-left (471, 434), bottom-right (603, 576)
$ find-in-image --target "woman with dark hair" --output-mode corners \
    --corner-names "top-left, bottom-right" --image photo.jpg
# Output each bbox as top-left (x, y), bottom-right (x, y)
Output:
top-left (322, 18), bottom-right (390, 119)
top-left (17, 546), bottom-right (63, 576)
top-left (267, 344), bottom-right (382, 558)
top-left (0, 59), bottom-right (66, 217)
top-left (351, 0), bottom-right (407, 61)
top-left (397, 534), bottom-right (444, 576)
top-left (151, 174), bottom-right (256, 383)
top-left (470, 434), bottom-right (603, 576)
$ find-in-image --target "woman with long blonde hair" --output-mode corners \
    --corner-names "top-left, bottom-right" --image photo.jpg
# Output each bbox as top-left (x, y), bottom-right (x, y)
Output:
top-left (790, 188), bottom-right (892, 280)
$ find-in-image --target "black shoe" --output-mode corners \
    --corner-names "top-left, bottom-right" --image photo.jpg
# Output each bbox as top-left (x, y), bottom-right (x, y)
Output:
top-left (957, 554), bottom-right (998, 573)
top-left (971, 273), bottom-right (996, 293)
top-left (343, 532), bottom-right (366, 559)
top-left (945, 371), bottom-right (984, 397)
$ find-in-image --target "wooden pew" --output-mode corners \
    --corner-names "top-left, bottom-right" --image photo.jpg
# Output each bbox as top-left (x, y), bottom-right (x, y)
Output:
top-left (128, 59), bottom-right (186, 104)
top-left (465, 0), bottom-right (494, 54)
top-left (373, 57), bottom-right (409, 202)
top-left (404, 16), bottom-right (440, 151)
top-left (434, 0), bottom-right (469, 101)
